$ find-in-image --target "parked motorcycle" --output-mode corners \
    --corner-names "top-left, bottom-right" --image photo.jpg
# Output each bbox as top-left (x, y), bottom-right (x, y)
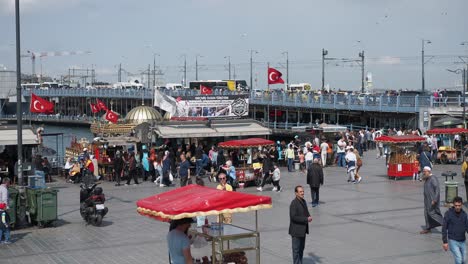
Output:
top-left (80, 179), bottom-right (108, 226)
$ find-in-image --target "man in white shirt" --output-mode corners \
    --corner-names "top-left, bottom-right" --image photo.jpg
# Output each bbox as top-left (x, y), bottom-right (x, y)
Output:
top-left (0, 178), bottom-right (10, 209)
top-left (305, 149), bottom-right (313, 170)
top-left (336, 137), bottom-right (347, 167)
top-left (320, 140), bottom-right (329, 167)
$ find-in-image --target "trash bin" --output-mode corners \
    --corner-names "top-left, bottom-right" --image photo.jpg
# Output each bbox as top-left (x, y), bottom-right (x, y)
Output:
top-left (26, 187), bottom-right (58, 227)
top-left (443, 171), bottom-right (458, 204)
top-left (294, 162), bottom-right (300, 171)
top-left (7, 187), bottom-right (18, 227)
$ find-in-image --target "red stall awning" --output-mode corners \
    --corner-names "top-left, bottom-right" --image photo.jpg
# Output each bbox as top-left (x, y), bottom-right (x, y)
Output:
top-left (374, 135), bottom-right (426, 143)
top-left (218, 138), bottom-right (275, 149)
top-left (136, 185), bottom-right (272, 221)
top-left (426, 128), bottom-right (468, 135)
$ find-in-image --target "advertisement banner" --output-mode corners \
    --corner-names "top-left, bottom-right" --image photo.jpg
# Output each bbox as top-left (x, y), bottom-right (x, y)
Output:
top-left (158, 94), bottom-right (249, 118)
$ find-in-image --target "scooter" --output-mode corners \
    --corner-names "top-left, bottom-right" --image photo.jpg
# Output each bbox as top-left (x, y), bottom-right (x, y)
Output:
top-left (80, 174), bottom-right (108, 226)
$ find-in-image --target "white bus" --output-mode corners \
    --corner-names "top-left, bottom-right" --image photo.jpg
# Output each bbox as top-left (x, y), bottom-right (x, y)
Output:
top-left (288, 83), bottom-right (311, 93)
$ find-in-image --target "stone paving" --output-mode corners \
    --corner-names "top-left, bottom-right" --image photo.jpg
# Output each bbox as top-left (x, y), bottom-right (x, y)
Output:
top-left (0, 149), bottom-right (465, 264)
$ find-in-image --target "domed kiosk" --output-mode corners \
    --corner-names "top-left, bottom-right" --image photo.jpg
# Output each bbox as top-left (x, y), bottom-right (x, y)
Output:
top-left (126, 105), bottom-right (163, 124)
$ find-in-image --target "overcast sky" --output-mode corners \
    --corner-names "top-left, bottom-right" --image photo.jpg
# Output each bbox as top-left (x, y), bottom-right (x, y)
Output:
top-left (1, 0), bottom-right (467, 91)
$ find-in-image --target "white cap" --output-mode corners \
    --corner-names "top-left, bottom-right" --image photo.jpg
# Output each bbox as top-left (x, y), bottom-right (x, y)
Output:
top-left (83, 148), bottom-right (88, 152)
top-left (423, 166), bottom-right (432, 172)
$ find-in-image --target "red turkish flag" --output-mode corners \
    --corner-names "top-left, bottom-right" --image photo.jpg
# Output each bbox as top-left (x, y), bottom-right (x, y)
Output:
top-left (90, 103), bottom-right (99, 113)
top-left (30, 93), bottom-right (54, 113)
top-left (200, 85), bottom-right (213, 95)
top-left (105, 110), bottom-right (119, 123)
top-left (268, 67), bottom-right (285, 84)
top-left (96, 99), bottom-right (108, 111)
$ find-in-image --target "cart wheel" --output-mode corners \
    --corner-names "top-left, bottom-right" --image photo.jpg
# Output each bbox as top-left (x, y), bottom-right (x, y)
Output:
top-left (440, 155), bottom-right (448, 164)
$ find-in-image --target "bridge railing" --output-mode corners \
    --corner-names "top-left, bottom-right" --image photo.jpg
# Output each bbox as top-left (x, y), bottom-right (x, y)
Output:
top-left (21, 88), bottom-right (465, 113)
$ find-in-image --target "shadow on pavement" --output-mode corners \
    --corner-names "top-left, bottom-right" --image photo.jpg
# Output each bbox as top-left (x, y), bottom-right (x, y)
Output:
top-left (304, 252), bottom-right (323, 263)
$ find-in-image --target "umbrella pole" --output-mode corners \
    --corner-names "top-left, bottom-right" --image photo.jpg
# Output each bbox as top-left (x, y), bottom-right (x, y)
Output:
top-left (256, 210), bottom-right (260, 264)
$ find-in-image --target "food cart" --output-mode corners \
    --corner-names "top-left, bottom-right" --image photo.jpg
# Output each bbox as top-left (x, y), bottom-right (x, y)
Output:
top-left (426, 128), bottom-right (468, 164)
top-left (218, 138), bottom-right (275, 187)
top-left (374, 135), bottom-right (426, 180)
top-left (136, 184), bottom-right (272, 264)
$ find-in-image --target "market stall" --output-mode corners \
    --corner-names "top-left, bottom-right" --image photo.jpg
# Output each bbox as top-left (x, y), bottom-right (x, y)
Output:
top-left (426, 128), bottom-right (468, 164)
top-left (218, 138), bottom-right (275, 187)
top-left (375, 135), bottom-right (426, 179)
top-left (137, 184), bottom-right (272, 264)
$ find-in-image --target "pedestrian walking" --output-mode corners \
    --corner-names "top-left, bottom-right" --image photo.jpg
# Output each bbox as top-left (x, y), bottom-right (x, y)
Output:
top-left (345, 146), bottom-right (358, 183)
top-left (289, 185), bottom-right (312, 264)
top-left (353, 148), bottom-right (363, 183)
top-left (125, 152), bottom-right (139, 186)
top-left (320, 139), bottom-right (328, 167)
top-left (442, 196), bottom-right (468, 264)
top-left (307, 158), bottom-right (324, 207)
top-left (420, 166), bottom-right (443, 234)
top-left (113, 151), bottom-right (125, 186)
top-left (178, 154), bottom-right (191, 187)
top-left (336, 137), bottom-right (347, 167)
top-left (286, 144), bottom-right (295, 172)
top-left (462, 157), bottom-right (468, 201)
top-left (272, 163), bottom-right (282, 192)
top-left (0, 203), bottom-right (11, 244)
top-left (257, 151), bottom-right (273, 192)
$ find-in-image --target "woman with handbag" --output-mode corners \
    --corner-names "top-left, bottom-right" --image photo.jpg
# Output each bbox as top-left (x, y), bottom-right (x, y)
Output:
top-left (353, 148), bottom-right (363, 183)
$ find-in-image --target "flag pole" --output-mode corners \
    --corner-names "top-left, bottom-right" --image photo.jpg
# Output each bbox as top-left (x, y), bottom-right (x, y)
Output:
top-left (267, 62), bottom-right (270, 92)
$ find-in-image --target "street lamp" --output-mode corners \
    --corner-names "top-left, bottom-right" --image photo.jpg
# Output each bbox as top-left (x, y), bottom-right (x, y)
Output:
top-left (249, 50), bottom-right (258, 90)
top-left (322, 49), bottom-right (328, 91)
top-left (282, 51), bottom-right (289, 87)
top-left (195, 54), bottom-right (203, 81)
top-left (15, 0), bottom-right (24, 186)
top-left (422, 39), bottom-right (432, 93)
top-left (224, 56), bottom-right (231, 80)
top-left (359, 51), bottom-right (365, 93)
top-left (153, 53), bottom-right (160, 88)
top-left (446, 68), bottom-right (466, 129)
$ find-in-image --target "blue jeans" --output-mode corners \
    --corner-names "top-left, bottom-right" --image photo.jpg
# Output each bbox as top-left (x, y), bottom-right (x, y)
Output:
top-left (337, 152), bottom-right (346, 167)
top-left (0, 228), bottom-right (10, 242)
top-left (288, 158), bottom-right (294, 172)
top-left (291, 236), bottom-right (305, 264)
top-left (195, 159), bottom-right (203, 176)
top-left (449, 239), bottom-right (466, 264)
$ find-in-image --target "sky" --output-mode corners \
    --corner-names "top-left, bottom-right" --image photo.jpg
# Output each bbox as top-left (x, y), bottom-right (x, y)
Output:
top-left (1, 0), bottom-right (468, 91)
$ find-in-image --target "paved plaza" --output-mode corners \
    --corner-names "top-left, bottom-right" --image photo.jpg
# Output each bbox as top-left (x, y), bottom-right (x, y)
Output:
top-left (0, 150), bottom-right (464, 264)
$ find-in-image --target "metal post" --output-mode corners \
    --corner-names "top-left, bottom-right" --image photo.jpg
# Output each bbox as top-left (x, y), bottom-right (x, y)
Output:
top-left (250, 50), bottom-right (253, 90)
top-left (147, 64), bottom-right (150, 90)
top-left (360, 50), bottom-right (365, 93)
top-left (15, 0), bottom-right (23, 186)
top-left (464, 67), bottom-right (467, 128)
top-left (153, 54), bottom-right (156, 88)
top-left (183, 55), bottom-right (187, 87)
top-left (422, 40), bottom-right (425, 93)
top-left (322, 49), bottom-right (328, 91)
top-left (195, 56), bottom-right (198, 81)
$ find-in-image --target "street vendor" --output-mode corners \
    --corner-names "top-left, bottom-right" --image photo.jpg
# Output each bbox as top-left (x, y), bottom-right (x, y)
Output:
top-left (167, 218), bottom-right (194, 264)
top-left (216, 171), bottom-right (233, 224)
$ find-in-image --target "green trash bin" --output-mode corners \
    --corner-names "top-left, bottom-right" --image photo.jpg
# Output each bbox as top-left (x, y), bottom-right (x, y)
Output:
top-left (443, 171), bottom-right (458, 204)
top-left (26, 187), bottom-right (58, 227)
top-left (7, 187), bottom-right (18, 227)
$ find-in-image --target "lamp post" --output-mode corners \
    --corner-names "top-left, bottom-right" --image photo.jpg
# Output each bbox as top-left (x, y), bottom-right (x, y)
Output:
top-left (224, 56), bottom-right (231, 80)
top-left (153, 53), bottom-right (160, 88)
top-left (195, 54), bottom-right (203, 81)
top-left (447, 68), bottom-right (466, 129)
top-left (15, 0), bottom-right (23, 186)
top-left (359, 50), bottom-right (365, 93)
top-left (249, 50), bottom-right (258, 90)
top-left (282, 51), bottom-right (289, 88)
top-left (422, 39), bottom-right (432, 93)
top-left (322, 49), bottom-right (328, 91)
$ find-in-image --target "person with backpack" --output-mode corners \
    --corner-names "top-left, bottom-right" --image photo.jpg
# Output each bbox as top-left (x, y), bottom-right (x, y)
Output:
top-left (462, 157), bottom-right (468, 201)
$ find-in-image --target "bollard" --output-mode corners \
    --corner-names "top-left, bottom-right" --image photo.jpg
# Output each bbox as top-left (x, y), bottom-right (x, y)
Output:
top-left (442, 171), bottom-right (458, 206)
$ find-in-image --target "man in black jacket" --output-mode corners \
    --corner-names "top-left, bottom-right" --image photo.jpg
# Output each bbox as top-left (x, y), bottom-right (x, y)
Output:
top-left (307, 158), bottom-right (324, 207)
top-left (289, 185), bottom-right (312, 264)
top-left (442, 196), bottom-right (468, 264)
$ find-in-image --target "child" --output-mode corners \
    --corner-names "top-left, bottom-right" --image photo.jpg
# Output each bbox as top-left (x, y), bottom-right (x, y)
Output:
top-left (272, 163), bottom-right (282, 192)
top-left (413, 160), bottom-right (421, 181)
top-left (298, 151), bottom-right (305, 173)
top-left (0, 203), bottom-right (11, 244)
